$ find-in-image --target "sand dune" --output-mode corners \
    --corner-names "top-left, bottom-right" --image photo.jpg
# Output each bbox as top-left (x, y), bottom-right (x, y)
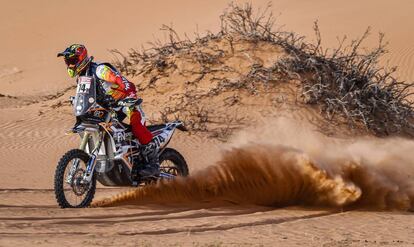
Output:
top-left (388, 46), bottom-right (414, 82)
top-left (1, 0), bottom-right (413, 97)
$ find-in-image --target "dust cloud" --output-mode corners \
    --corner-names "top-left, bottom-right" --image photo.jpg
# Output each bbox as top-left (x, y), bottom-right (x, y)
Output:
top-left (94, 118), bottom-right (414, 210)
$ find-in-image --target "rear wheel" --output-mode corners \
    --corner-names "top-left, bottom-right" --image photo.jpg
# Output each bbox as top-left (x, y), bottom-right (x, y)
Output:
top-left (159, 148), bottom-right (189, 177)
top-left (54, 149), bottom-right (96, 208)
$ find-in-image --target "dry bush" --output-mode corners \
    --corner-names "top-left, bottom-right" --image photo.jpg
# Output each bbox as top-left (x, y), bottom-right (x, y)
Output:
top-left (112, 2), bottom-right (414, 136)
top-left (220, 3), bottom-right (414, 135)
top-left (155, 93), bottom-right (244, 135)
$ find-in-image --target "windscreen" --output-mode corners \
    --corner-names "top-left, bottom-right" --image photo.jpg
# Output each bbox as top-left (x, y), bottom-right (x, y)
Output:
top-left (73, 76), bottom-right (96, 116)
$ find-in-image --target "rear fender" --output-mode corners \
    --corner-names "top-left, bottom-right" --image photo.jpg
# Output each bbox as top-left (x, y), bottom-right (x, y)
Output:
top-left (168, 121), bottom-right (187, 131)
top-left (155, 121), bottom-right (185, 150)
top-left (175, 121), bottom-right (188, 131)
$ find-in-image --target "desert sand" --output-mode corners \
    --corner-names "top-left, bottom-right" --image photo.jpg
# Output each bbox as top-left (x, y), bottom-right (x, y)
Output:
top-left (1, 1), bottom-right (414, 246)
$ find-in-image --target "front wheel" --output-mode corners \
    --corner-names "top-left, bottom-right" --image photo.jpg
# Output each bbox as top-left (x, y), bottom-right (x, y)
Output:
top-left (54, 149), bottom-right (96, 208)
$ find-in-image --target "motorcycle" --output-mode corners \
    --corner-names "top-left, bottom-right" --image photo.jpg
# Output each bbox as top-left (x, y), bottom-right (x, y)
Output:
top-left (54, 76), bottom-right (189, 208)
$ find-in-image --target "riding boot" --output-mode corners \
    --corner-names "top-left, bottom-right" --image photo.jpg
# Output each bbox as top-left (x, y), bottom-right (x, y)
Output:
top-left (139, 138), bottom-right (161, 178)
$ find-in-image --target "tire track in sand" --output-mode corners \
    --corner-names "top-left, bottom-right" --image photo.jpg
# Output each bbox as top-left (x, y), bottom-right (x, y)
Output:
top-left (0, 205), bottom-right (341, 236)
top-left (116, 210), bottom-right (343, 236)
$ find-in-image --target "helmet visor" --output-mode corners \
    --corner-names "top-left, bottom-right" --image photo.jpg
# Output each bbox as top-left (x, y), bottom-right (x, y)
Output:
top-left (64, 56), bottom-right (79, 66)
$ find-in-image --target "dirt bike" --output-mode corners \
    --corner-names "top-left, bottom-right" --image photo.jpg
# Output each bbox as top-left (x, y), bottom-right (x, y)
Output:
top-left (54, 76), bottom-right (189, 208)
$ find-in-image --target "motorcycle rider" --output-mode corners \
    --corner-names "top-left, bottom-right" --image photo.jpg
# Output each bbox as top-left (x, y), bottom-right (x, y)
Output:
top-left (57, 44), bottom-right (160, 179)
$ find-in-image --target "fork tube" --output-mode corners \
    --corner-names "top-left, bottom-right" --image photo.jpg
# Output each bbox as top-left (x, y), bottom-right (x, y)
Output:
top-left (79, 132), bottom-right (90, 151)
top-left (83, 132), bottom-right (103, 182)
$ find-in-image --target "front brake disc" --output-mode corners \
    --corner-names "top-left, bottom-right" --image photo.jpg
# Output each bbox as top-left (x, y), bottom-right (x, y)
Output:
top-left (72, 169), bottom-right (88, 196)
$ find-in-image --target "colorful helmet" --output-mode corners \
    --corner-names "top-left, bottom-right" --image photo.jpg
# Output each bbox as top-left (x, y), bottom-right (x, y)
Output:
top-left (57, 44), bottom-right (92, 77)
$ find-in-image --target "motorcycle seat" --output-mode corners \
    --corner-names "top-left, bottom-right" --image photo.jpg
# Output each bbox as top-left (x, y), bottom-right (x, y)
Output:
top-left (147, 124), bottom-right (166, 132)
top-left (121, 124), bottom-right (132, 132)
top-left (119, 123), bottom-right (166, 134)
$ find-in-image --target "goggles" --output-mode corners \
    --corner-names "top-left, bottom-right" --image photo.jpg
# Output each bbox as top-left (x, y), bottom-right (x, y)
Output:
top-left (64, 55), bottom-right (79, 66)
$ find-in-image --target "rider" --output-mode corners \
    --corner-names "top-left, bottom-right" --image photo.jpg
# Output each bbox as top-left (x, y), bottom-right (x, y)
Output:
top-left (57, 44), bottom-right (160, 178)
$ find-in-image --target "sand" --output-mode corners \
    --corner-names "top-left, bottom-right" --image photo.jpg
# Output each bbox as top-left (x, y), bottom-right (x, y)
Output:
top-left (1, 0), bottom-right (414, 246)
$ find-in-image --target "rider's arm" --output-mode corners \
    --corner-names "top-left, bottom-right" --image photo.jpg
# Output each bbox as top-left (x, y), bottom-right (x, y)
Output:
top-left (95, 64), bottom-right (127, 99)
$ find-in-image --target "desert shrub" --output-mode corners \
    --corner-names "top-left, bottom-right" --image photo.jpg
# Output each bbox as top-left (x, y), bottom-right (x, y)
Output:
top-left (112, 3), bottom-right (414, 135)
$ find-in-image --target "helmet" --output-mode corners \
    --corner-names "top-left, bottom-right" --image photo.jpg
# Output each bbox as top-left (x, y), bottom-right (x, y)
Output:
top-left (57, 44), bottom-right (92, 77)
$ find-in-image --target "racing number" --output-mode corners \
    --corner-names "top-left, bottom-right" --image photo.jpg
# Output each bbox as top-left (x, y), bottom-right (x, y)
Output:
top-left (79, 83), bottom-right (87, 93)
top-left (155, 135), bottom-right (165, 146)
top-left (77, 77), bottom-right (91, 93)
top-left (158, 136), bottom-right (165, 143)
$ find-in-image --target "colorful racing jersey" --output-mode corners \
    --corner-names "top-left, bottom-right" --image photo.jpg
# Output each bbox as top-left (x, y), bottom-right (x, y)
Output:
top-left (95, 64), bottom-right (136, 100)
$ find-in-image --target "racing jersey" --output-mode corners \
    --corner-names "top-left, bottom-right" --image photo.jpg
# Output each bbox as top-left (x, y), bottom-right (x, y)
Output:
top-left (94, 63), bottom-right (137, 100)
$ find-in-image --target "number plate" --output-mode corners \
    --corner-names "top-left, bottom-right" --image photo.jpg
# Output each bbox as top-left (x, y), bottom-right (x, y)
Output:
top-left (76, 76), bottom-right (92, 94)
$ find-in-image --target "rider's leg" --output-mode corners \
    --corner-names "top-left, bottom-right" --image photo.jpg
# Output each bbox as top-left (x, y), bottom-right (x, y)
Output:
top-left (129, 109), bottom-right (152, 145)
top-left (129, 109), bottom-right (160, 177)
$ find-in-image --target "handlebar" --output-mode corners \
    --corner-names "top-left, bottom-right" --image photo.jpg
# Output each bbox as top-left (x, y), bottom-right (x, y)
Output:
top-left (110, 98), bottom-right (143, 118)
top-left (117, 98), bottom-right (143, 107)
top-left (70, 95), bottom-right (143, 109)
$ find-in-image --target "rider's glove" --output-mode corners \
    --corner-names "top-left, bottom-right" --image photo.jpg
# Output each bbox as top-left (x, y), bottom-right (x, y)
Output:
top-left (117, 100), bottom-right (127, 107)
top-left (117, 98), bottom-right (143, 108)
